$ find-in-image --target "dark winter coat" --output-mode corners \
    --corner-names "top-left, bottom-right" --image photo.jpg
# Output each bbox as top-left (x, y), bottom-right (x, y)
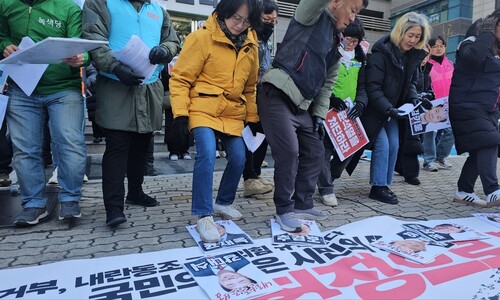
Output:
top-left (346, 35), bottom-right (427, 174)
top-left (449, 32), bottom-right (500, 154)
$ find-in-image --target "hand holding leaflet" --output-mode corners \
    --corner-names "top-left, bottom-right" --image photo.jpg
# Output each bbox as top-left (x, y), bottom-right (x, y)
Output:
top-left (397, 102), bottom-right (421, 116)
top-left (112, 35), bottom-right (157, 83)
top-left (242, 125), bottom-right (265, 153)
top-left (3, 37), bottom-right (48, 96)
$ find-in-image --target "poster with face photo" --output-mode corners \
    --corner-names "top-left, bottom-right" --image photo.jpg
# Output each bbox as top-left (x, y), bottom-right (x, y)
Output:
top-left (186, 220), bottom-right (254, 254)
top-left (271, 219), bottom-right (325, 247)
top-left (182, 251), bottom-right (281, 300)
top-left (473, 213), bottom-right (500, 229)
top-left (409, 96), bottom-right (451, 135)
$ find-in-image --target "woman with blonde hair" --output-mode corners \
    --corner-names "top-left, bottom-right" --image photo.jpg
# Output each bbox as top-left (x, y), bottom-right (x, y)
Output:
top-left (347, 12), bottom-right (431, 204)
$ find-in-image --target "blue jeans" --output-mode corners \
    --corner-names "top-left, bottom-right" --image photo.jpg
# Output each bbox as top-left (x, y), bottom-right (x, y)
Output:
top-left (191, 127), bottom-right (246, 216)
top-left (370, 119), bottom-right (399, 186)
top-left (422, 128), bottom-right (454, 164)
top-left (6, 86), bottom-right (86, 208)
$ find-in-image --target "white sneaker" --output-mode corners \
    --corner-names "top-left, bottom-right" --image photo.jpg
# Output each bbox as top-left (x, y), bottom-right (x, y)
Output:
top-left (453, 191), bottom-right (487, 207)
top-left (181, 153), bottom-right (192, 160)
top-left (320, 193), bottom-right (338, 206)
top-left (213, 203), bottom-right (242, 220)
top-left (83, 174), bottom-right (89, 183)
top-left (169, 154), bottom-right (179, 161)
top-left (486, 189), bottom-right (500, 207)
top-left (261, 160), bottom-right (268, 167)
top-left (196, 216), bottom-right (220, 243)
top-left (219, 150), bottom-right (227, 158)
top-left (48, 167), bottom-right (58, 184)
top-left (215, 150), bottom-right (221, 158)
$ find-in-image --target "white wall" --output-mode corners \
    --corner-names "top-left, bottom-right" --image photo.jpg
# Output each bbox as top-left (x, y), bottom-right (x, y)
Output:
top-left (155, 0), bottom-right (213, 17)
top-left (472, 0), bottom-right (495, 20)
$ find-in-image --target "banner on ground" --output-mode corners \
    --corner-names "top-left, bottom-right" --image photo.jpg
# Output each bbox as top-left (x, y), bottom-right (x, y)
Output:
top-left (0, 216), bottom-right (499, 299)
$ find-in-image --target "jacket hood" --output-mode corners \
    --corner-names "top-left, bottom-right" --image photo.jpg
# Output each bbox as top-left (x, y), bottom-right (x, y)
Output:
top-left (203, 14), bottom-right (258, 48)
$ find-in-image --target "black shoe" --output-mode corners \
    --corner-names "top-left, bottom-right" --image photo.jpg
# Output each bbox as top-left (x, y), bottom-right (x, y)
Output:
top-left (369, 186), bottom-right (399, 204)
top-left (125, 191), bottom-right (159, 207)
top-left (106, 208), bottom-right (126, 227)
top-left (404, 177), bottom-right (421, 185)
top-left (144, 163), bottom-right (158, 176)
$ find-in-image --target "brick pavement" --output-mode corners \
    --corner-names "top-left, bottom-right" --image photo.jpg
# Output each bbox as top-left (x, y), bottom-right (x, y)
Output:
top-left (0, 155), bottom-right (498, 271)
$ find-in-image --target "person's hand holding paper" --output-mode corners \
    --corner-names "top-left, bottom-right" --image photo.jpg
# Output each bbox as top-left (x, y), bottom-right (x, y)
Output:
top-left (2, 44), bottom-right (19, 58)
top-left (62, 54), bottom-right (85, 67)
top-left (242, 125), bottom-right (265, 153)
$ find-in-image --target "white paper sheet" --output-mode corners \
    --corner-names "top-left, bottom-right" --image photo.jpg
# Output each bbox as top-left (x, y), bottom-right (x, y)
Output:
top-left (3, 37), bottom-right (49, 96)
top-left (398, 102), bottom-right (421, 116)
top-left (0, 94), bottom-right (8, 126)
top-left (0, 37), bottom-right (107, 65)
top-left (242, 125), bottom-right (266, 153)
top-left (112, 35), bottom-right (156, 82)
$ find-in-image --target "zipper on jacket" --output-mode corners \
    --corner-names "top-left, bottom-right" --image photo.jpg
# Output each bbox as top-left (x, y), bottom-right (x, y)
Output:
top-left (25, 6), bottom-right (33, 36)
top-left (295, 51), bottom-right (308, 72)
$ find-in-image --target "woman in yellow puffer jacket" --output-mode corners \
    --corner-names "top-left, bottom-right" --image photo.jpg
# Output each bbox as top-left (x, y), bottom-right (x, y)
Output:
top-left (170, 0), bottom-right (261, 243)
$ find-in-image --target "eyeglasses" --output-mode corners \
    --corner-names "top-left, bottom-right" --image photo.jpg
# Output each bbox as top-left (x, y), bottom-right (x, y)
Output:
top-left (344, 37), bottom-right (359, 46)
top-left (431, 45), bottom-right (445, 49)
top-left (231, 14), bottom-right (251, 28)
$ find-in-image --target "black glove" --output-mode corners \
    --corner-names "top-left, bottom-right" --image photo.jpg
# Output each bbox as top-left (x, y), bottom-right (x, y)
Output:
top-left (113, 64), bottom-right (145, 86)
top-left (329, 96), bottom-right (348, 111)
top-left (149, 46), bottom-right (171, 65)
top-left (347, 102), bottom-right (365, 120)
top-left (420, 98), bottom-right (433, 110)
top-left (247, 122), bottom-right (262, 135)
top-left (173, 116), bottom-right (189, 137)
top-left (312, 116), bottom-right (325, 140)
top-left (477, 17), bottom-right (498, 35)
top-left (387, 107), bottom-right (405, 119)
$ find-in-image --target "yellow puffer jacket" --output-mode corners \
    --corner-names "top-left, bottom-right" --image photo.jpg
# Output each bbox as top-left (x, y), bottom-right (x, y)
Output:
top-left (170, 14), bottom-right (259, 137)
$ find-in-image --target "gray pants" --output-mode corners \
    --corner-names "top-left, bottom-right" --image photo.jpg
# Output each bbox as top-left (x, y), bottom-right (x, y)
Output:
top-left (257, 84), bottom-right (324, 215)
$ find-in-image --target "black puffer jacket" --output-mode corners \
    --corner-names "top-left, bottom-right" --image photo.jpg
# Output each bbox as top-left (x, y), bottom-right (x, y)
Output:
top-left (362, 35), bottom-right (427, 143)
top-left (449, 32), bottom-right (500, 154)
top-left (346, 35), bottom-right (427, 174)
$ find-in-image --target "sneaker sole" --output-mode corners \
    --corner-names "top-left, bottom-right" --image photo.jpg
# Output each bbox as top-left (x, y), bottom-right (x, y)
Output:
top-left (14, 210), bottom-right (49, 226)
top-left (453, 197), bottom-right (488, 208)
top-left (106, 216), bottom-right (127, 227)
top-left (275, 215), bottom-right (302, 233)
top-left (294, 212), bottom-right (328, 221)
top-left (213, 211), bottom-right (242, 221)
top-left (487, 199), bottom-right (500, 207)
top-left (320, 200), bottom-right (338, 207)
top-left (243, 188), bottom-right (274, 198)
top-left (59, 213), bottom-right (82, 220)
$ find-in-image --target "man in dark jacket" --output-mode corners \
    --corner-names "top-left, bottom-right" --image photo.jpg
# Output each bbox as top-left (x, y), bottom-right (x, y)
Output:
top-left (257, 0), bottom-right (366, 232)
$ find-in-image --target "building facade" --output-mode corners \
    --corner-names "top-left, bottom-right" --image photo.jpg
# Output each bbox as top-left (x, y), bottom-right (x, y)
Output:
top-left (157, 0), bottom-right (393, 54)
top-left (390, 0), bottom-right (475, 61)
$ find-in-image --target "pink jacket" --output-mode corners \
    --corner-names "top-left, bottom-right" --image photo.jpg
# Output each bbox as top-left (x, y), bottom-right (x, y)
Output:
top-left (428, 56), bottom-right (454, 99)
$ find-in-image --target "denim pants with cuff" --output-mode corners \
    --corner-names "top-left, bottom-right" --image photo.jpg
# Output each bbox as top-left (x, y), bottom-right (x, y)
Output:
top-left (191, 127), bottom-right (246, 216)
top-left (7, 86), bottom-right (86, 208)
top-left (370, 119), bottom-right (399, 186)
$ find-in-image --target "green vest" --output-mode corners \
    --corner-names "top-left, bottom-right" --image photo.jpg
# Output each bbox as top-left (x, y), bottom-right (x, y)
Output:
top-left (332, 59), bottom-right (362, 103)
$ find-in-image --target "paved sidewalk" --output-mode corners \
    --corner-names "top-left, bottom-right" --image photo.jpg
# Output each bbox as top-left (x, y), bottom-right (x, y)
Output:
top-left (0, 155), bottom-right (498, 271)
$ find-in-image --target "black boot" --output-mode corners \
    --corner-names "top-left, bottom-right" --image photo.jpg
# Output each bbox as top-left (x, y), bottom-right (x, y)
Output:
top-left (125, 191), bottom-right (159, 207)
top-left (369, 186), bottom-right (398, 204)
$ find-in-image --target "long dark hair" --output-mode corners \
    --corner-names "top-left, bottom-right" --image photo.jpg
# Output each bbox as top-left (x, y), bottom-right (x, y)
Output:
top-left (214, 0), bottom-right (262, 30)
